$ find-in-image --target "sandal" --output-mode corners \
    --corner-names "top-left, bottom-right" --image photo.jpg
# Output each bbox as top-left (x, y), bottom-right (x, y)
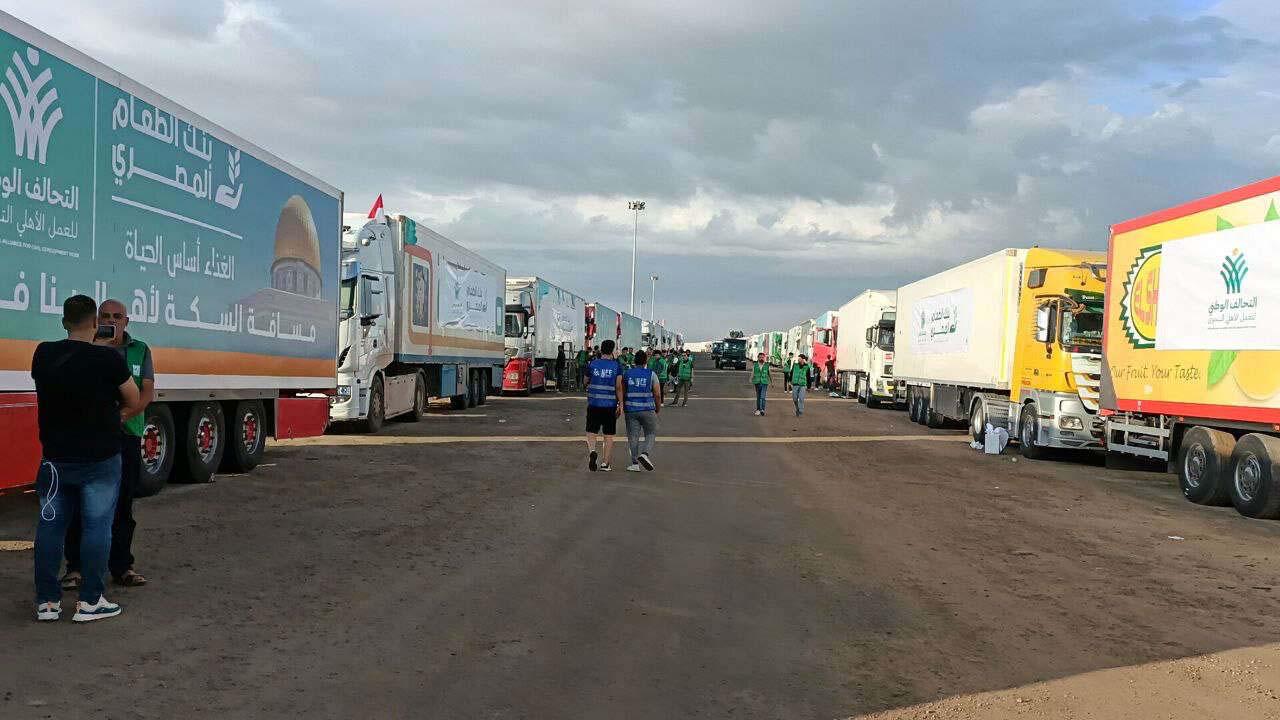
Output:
top-left (60, 571), bottom-right (81, 591)
top-left (114, 570), bottom-right (148, 587)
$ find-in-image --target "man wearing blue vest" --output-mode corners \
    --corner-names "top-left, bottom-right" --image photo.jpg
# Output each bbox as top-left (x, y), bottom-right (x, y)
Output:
top-left (584, 339), bottom-right (623, 472)
top-left (619, 350), bottom-right (662, 472)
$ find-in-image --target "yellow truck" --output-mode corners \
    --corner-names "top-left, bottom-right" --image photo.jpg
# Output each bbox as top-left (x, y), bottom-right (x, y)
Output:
top-left (1103, 176), bottom-right (1280, 518)
top-left (894, 248), bottom-right (1106, 457)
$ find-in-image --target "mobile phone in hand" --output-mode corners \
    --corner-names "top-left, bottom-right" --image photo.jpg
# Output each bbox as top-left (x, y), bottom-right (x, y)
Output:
top-left (95, 324), bottom-right (116, 341)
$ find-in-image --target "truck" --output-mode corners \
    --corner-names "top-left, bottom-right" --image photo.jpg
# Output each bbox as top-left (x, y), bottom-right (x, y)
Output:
top-left (715, 337), bottom-right (748, 369)
top-left (503, 277), bottom-right (585, 394)
top-left (810, 310), bottom-right (838, 386)
top-left (895, 248), bottom-right (1106, 458)
top-left (1102, 175), bottom-right (1280, 518)
top-left (329, 214), bottom-right (506, 431)
top-left (586, 302), bottom-right (621, 351)
top-left (0, 13), bottom-right (340, 495)
top-left (835, 291), bottom-right (897, 407)
top-left (643, 320), bottom-right (670, 351)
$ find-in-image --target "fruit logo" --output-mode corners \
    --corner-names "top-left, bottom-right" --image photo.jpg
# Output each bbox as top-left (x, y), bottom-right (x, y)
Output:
top-left (1119, 244), bottom-right (1161, 349)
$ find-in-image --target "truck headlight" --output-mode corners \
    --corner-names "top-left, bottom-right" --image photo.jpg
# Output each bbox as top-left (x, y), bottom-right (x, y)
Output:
top-left (1058, 416), bottom-right (1084, 430)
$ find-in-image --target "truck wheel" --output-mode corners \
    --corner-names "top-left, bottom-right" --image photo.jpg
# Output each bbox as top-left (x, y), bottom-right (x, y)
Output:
top-left (867, 393), bottom-right (881, 409)
top-left (970, 397), bottom-right (986, 443)
top-left (466, 374), bottom-right (478, 408)
top-left (175, 401), bottom-right (226, 483)
top-left (359, 378), bottom-right (386, 433)
top-left (223, 400), bottom-right (267, 472)
top-left (908, 393), bottom-right (921, 423)
top-left (926, 403), bottom-right (944, 429)
top-left (395, 372), bottom-right (426, 422)
top-left (1018, 405), bottom-right (1047, 460)
top-left (1177, 426), bottom-right (1234, 505)
top-left (1228, 434), bottom-right (1280, 518)
top-left (135, 404), bottom-right (175, 498)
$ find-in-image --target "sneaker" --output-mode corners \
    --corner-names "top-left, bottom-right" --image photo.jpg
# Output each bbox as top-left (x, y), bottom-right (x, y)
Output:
top-left (36, 601), bottom-right (61, 622)
top-left (589, 450), bottom-right (598, 472)
top-left (626, 464), bottom-right (642, 472)
top-left (753, 410), bottom-right (761, 416)
top-left (72, 596), bottom-right (121, 623)
top-left (638, 453), bottom-right (655, 471)
top-left (598, 463), bottom-right (612, 472)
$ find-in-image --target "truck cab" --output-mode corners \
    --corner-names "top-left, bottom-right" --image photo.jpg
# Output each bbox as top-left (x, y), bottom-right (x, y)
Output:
top-left (503, 288), bottom-right (544, 394)
top-left (716, 338), bottom-right (748, 369)
top-left (863, 312), bottom-right (896, 406)
top-left (332, 221), bottom-right (396, 429)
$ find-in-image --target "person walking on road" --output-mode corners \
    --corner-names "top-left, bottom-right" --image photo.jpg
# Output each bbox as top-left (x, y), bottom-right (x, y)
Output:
top-left (62, 299), bottom-right (153, 593)
top-left (751, 352), bottom-right (770, 416)
top-left (31, 295), bottom-right (142, 623)
top-left (584, 340), bottom-right (623, 472)
top-left (783, 353), bottom-right (795, 392)
top-left (619, 350), bottom-right (662, 472)
top-left (671, 350), bottom-right (694, 407)
top-left (791, 354), bottom-right (810, 416)
top-left (555, 344), bottom-right (567, 392)
top-left (666, 351), bottom-right (680, 394)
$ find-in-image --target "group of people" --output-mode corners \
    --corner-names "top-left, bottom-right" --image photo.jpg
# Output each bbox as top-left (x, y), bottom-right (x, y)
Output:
top-left (580, 340), bottom-right (695, 472)
top-left (31, 295), bottom-right (153, 623)
top-left (751, 352), bottom-right (812, 417)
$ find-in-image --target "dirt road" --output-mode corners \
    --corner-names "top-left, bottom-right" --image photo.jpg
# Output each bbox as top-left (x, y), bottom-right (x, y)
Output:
top-left (2, 362), bottom-right (1279, 718)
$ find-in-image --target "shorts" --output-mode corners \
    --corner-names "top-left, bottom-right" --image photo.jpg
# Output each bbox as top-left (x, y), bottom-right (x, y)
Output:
top-left (586, 406), bottom-right (617, 435)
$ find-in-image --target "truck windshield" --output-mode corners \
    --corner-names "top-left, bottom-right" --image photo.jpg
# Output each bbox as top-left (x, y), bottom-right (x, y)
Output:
top-left (339, 277), bottom-right (357, 320)
top-left (1061, 310), bottom-right (1103, 347)
top-left (504, 312), bottom-right (525, 338)
top-left (724, 339), bottom-right (747, 354)
top-left (876, 328), bottom-right (894, 351)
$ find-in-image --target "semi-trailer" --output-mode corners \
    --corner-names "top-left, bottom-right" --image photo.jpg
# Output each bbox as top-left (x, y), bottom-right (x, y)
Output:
top-left (1102, 176), bottom-right (1280, 518)
top-left (835, 290), bottom-right (897, 407)
top-left (0, 12), bottom-right (340, 494)
top-left (894, 248), bottom-right (1106, 457)
top-left (329, 214), bottom-right (506, 431)
top-left (503, 277), bottom-right (586, 394)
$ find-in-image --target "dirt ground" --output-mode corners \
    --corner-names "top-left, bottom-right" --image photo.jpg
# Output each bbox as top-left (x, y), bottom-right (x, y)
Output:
top-left (2, 361), bottom-right (1279, 719)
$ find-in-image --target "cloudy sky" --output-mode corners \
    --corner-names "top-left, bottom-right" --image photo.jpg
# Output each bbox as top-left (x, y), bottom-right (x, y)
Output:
top-left (8, 1), bottom-right (1278, 339)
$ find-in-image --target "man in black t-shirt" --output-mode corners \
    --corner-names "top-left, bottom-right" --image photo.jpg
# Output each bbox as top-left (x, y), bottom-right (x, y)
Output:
top-left (31, 295), bottom-right (141, 623)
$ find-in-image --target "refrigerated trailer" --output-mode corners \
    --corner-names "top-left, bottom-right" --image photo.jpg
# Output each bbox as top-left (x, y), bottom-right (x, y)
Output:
top-left (1102, 176), bottom-right (1280, 518)
top-left (0, 12), bottom-right (340, 494)
top-left (329, 215), bottom-right (506, 431)
top-left (504, 277), bottom-right (586, 393)
top-left (894, 248), bottom-right (1106, 457)
top-left (835, 290), bottom-right (897, 407)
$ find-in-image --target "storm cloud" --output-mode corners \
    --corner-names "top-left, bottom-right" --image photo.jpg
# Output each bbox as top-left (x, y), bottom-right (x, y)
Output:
top-left (9, 0), bottom-right (1277, 337)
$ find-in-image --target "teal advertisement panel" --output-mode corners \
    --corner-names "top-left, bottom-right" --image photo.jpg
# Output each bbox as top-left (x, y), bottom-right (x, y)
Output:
top-left (0, 29), bottom-right (339, 381)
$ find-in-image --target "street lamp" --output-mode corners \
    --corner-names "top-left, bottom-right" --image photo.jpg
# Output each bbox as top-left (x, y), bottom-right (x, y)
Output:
top-left (627, 200), bottom-right (645, 314)
top-left (649, 274), bottom-right (658, 322)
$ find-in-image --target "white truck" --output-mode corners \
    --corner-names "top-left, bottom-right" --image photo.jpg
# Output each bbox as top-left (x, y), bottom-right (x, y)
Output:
top-left (504, 276), bottom-right (586, 394)
top-left (620, 312), bottom-right (644, 351)
top-left (835, 290), bottom-right (897, 407)
top-left (330, 214), bottom-right (506, 431)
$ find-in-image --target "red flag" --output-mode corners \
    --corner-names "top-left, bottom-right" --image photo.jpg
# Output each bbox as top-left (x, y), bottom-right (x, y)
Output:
top-left (367, 194), bottom-right (385, 219)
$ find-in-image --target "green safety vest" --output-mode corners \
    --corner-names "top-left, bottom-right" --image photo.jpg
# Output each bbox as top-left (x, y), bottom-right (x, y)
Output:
top-left (678, 358), bottom-right (694, 380)
top-left (122, 337), bottom-right (149, 437)
top-left (751, 362), bottom-right (770, 385)
top-left (790, 363), bottom-right (808, 385)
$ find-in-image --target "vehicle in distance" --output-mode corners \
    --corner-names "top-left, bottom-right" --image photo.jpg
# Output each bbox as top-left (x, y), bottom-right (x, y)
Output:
top-left (715, 337), bottom-right (748, 369)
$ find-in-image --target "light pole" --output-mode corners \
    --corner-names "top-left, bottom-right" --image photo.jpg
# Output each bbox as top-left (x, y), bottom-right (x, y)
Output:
top-left (627, 200), bottom-right (645, 314)
top-left (649, 274), bottom-right (658, 322)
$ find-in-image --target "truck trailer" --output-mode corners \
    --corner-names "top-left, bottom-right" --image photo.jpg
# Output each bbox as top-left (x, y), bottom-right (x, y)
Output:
top-left (0, 13), bottom-right (340, 494)
top-left (835, 291), bottom-right (897, 407)
top-left (1102, 176), bottom-right (1280, 518)
top-left (619, 312), bottom-right (643, 351)
top-left (329, 215), bottom-right (506, 431)
top-left (504, 277), bottom-right (585, 394)
top-left (586, 302), bottom-right (621, 351)
top-left (894, 248), bottom-right (1106, 457)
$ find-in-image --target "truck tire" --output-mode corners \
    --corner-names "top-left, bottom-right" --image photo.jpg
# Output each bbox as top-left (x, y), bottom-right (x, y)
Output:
top-left (393, 372), bottom-right (427, 423)
top-left (1228, 434), bottom-right (1280, 518)
top-left (135, 404), bottom-right (175, 498)
top-left (222, 400), bottom-right (267, 472)
top-left (867, 393), bottom-right (881, 409)
top-left (466, 374), bottom-right (478, 408)
top-left (970, 397), bottom-right (986, 444)
top-left (908, 393), bottom-right (921, 424)
top-left (359, 377), bottom-right (386, 433)
top-left (175, 401), bottom-right (226, 483)
top-left (1018, 405), bottom-right (1047, 460)
top-left (926, 404), bottom-right (944, 429)
top-left (1177, 426), bottom-right (1234, 506)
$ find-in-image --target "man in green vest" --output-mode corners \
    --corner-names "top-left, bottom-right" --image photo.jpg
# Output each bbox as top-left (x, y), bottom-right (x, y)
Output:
top-left (751, 352), bottom-right (771, 416)
top-left (671, 350), bottom-right (695, 407)
top-left (649, 349), bottom-right (667, 384)
top-left (790, 354), bottom-right (810, 417)
top-left (63, 299), bottom-right (153, 590)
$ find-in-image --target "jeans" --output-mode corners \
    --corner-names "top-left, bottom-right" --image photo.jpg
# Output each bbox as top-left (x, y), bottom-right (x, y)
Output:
top-left (34, 455), bottom-right (121, 604)
top-left (67, 434), bottom-right (139, 579)
top-left (792, 385), bottom-right (806, 415)
top-left (625, 411), bottom-right (658, 462)
top-left (755, 384), bottom-right (768, 412)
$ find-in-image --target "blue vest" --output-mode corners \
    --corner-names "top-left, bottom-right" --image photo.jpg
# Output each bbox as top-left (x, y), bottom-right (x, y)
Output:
top-left (624, 368), bottom-right (657, 412)
top-left (586, 358), bottom-right (621, 408)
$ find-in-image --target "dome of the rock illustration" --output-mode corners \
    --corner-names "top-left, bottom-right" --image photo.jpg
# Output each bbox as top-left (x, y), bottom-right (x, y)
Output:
top-left (271, 195), bottom-right (322, 298)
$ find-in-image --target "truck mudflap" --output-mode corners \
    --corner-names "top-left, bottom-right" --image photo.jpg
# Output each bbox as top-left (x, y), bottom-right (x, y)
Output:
top-left (276, 397), bottom-right (330, 440)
